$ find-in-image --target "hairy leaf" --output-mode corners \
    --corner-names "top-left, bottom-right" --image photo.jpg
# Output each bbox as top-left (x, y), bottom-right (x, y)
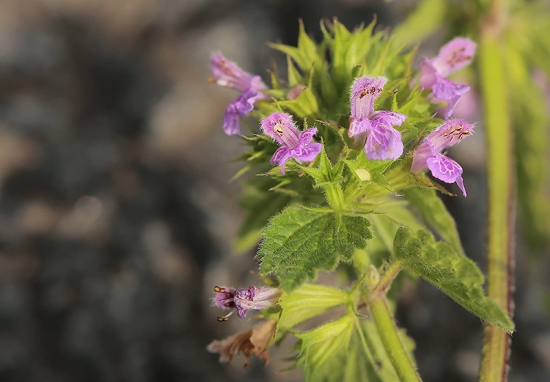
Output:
top-left (393, 227), bottom-right (514, 332)
top-left (258, 205), bottom-right (373, 291)
top-left (402, 187), bottom-right (465, 256)
top-left (278, 284), bottom-right (349, 329)
top-left (296, 314), bottom-right (354, 381)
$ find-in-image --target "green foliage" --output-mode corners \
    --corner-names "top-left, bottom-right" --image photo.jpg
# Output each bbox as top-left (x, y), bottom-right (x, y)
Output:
top-left (209, 9), bottom-right (535, 381)
top-left (402, 187), bottom-right (465, 256)
top-left (278, 284), bottom-right (350, 329)
top-left (294, 315), bottom-right (415, 382)
top-left (258, 205), bottom-right (373, 291)
top-left (393, 227), bottom-right (514, 332)
top-left (296, 314), bottom-right (355, 381)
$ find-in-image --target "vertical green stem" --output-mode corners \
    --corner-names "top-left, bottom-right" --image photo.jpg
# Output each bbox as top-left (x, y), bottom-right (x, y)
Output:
top-left (370, 297), bottom-right (421, 382)
top-left (478, 2), bottom-right (515, 380)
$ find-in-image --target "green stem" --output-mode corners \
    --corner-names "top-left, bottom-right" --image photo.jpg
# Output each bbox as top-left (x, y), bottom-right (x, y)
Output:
top-left (375, 262), bottom-right (403, 295)
top-left (323, 183), bottom-right (345, 212)
top-left (370, 297), bottom-right (421, 382)
top-left (478, 2), bottom-right (515, 381)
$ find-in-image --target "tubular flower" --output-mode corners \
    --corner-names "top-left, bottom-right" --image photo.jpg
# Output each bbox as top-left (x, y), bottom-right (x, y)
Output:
top-left (349, 76), bottom-right (407, 160)
top-left (261, 112), bottom-right (322, 174)
top-left (411, 119), bottom-right (474, 196)
top-left (418, 37), bottom-right (477, 119)
top-left (210, 53), bottom-right (267, 136)
top-left (213, 285), bottom-right (281, 321)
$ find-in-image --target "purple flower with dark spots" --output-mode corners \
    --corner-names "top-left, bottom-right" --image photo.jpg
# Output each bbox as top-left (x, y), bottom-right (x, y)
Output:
top-left (213, 285), bottom-right (281, 321)
top-left (411, 119), bottom-right (474, 196)
top-left (261, 112), bottom-right (322, 174)
top-left (419, 37), bottom-right (476, 119)
top-left (210, 53), bottom-right (268, 136)
top-left (349, 76), bottom-right (407, 160)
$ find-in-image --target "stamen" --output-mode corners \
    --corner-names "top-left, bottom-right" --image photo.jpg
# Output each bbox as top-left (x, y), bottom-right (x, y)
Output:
top-left (216, 311), bottom-right (234, 322)
top-left (214, 286), bottom-right (226, 293)
top-left (219, 60), bottom-right (234, 76)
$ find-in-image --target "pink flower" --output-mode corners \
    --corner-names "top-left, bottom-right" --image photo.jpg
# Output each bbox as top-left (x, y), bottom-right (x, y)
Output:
top-left (261, 112), bottom-right (322, 174)
top-left (419, 38), bottom-right (476, 119)
top-left (411, 119), bottom-right (474, 196)
top-left (348, 76), bottom-right (407, 160)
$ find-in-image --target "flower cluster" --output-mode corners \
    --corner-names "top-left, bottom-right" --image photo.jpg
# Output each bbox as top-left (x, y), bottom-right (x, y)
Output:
top-left (207, 32), bottom-right (480, 371)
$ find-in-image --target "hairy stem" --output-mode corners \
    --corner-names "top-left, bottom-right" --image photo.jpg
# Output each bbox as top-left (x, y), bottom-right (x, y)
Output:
top-left (478, 1), bottom-right (516, 380)
top-left (370, 297), bottom-right (421, 382)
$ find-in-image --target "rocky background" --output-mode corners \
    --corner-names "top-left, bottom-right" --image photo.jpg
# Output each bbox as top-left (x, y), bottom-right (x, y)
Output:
top-left (0, 1), bottom-right (548, 381)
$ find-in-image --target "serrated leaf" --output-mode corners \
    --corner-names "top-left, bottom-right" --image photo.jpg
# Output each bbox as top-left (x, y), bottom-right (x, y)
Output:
top-left (258, 205), bottom-right (373, 291)
top-left (393, 227), bottom-right (514, 332)
top-left (402, 187), bottom-right (465, 256)
top-left (278, 284), bottom-right (349, 329)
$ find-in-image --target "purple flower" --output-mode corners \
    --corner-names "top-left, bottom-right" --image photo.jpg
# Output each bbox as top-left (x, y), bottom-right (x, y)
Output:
top-left (419, 37), bottom-right (476, 119)
top-left (348, 76), bottom-right (407, 160)
top-left (411, 119), bottom-right (474, 196)
top-left (210, 53), bottom-right (268, 136)
top-left (261, 112), bottom-right (322, 174)
top-left (213, 285), bottom-right (281, 321)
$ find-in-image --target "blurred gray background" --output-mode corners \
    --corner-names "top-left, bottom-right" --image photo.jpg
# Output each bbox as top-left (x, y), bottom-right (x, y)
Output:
top-left (0, 1), bottom-right (548, 381)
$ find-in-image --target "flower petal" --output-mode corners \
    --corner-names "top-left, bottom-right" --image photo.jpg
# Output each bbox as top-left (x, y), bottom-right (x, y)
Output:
top-left (364, 123), bottom-right (403, 160)
top-left (211, 52), bottom-right (263, 92)
top-left (298, 127), bottom-right (318, 144)
top-left (425, 119), bottom-right (474, 153)
top-left (426, 153), bottom-right (467, 196)
top-left (372, 110), bottom-right (407, 127)
top-left (350, 76), bottom-right (387, 119)
top-left (432, 37), bottom-right (477, 77)
top-left (293, 142), bottom-right (322, 163)
top-left (270, 147), bottom-right (293, 174)
top-left (418, 58), bottom-right (439, 89)
top-left (222, 89), bottom-right (260, 136)
top-left (349, 117), bottom-right (372, 138)
top-left (261, 112), bottom-right (300, 147)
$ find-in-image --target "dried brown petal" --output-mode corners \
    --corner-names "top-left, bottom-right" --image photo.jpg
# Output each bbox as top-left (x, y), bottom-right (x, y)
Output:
top-left (207, 319), bottom-right (277, 368)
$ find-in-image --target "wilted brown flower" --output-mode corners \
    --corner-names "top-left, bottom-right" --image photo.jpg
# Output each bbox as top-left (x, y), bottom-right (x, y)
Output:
top-left (207, 319), bottom-right (277, 368)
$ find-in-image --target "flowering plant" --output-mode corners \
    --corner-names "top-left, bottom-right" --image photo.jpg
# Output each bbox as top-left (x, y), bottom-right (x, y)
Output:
top-left (206, 19), bottom-right (516, 381)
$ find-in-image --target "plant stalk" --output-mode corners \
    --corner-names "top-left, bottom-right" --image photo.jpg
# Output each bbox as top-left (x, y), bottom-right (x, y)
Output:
top-left (478, 1), bottom-right (515, 380)
top-left (370, 297), bottom-right (421, 382)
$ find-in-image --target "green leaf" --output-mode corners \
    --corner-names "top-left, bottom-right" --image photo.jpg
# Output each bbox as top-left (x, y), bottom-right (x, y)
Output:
top-left (279, 67), bottom-right (320, 119)
top-left (235, 176), bottom-right (292, 252)
top-left (296, 314), bottom-right (354, 381)
top-left (295, 316), bottom-right (415, 382)
top-left (258, 205), bottom-right (373, 291)
top-left (278, 284), bottom-right (349, 329)
top-left (402, 187), bottom-right (465, 256)
top-left (393, 227), bottom-right (514, 333)
top-left (287, 55), bottom-right (303, 86)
